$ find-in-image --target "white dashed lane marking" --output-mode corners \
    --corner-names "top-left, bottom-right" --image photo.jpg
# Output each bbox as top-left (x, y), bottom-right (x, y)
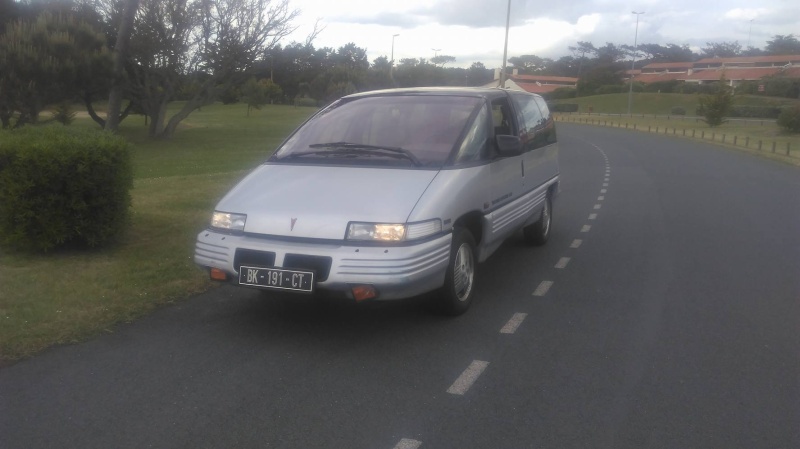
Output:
top-left (447, 361), bottom-right (489, 395)
top-left (594, 204), bottom-right (602, 209)
top-left (533, 280), bottom-right (553, 296)
top-left (589, 213), bottom-right (597, 220)
top-left (581, 225), bottom-right (591, 232)
top-left (601, 189), bottom-right (607, 193)
top-left (555, 257), bottom-right (571, 269)
top-left (598, 195), bottom-right (605, 201)
top-left (570, 239), bottom-right (582, 248)
top-left (393, 439), bottom-right (422, 449)
top-left (500, 313), bottom-right (528, 334)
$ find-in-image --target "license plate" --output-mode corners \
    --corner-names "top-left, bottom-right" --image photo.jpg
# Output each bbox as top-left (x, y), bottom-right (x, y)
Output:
top-left (238, 265), bottom-right (314, 292)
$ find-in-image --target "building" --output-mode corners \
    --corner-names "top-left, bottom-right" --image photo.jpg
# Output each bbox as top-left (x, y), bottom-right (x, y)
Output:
top-left (483, 68), bottom-right (578, 94)
top-left (630, 55), bottom-right (800, 87)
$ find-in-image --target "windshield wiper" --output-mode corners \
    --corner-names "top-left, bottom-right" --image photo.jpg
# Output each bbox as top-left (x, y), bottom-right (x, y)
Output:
top-left (303, 142), bottom-right (422, 166)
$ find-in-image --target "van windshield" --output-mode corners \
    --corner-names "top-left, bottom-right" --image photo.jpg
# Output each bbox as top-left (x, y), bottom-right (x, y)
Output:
top-left (273, 95), bottom-right (483, 168)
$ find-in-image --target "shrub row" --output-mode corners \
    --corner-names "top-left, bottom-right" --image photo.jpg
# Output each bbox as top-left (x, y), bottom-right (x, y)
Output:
top-left (0, 126), bottom-right (132, 252)
top-left (728, 106), bottom-right (784, 119)
top-left (549, 103), bottom-right (579, 113)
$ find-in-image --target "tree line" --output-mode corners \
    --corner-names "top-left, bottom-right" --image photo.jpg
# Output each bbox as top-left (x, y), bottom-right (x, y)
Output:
top-left (1, 0), bottom-right (799, 137)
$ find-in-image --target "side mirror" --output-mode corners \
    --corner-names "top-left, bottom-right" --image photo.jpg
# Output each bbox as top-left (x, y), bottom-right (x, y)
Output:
top-left (495, 135), bottom-right (522, 156)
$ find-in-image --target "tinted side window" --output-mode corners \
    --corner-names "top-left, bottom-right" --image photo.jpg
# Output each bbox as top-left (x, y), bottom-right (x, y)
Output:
top-left (510, 93), bottom-right (544, 151)
top-left (533, 96), bottom-right (557, 145)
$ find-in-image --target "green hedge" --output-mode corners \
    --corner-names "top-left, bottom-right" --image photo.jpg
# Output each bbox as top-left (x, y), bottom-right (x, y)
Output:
top-left (728, 105), bottom-right (784, 119)
top-left (549, 103), bottom-right (579, 113)
top-left (0, 126), bottom-right (132, 252)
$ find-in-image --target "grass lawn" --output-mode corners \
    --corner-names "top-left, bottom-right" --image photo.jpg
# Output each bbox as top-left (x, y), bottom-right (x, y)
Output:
top-left (0, 103), bottom-right (317, 363)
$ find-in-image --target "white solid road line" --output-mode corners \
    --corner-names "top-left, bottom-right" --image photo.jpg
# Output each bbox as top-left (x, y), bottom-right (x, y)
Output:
top-left (533, 280), bottom-right (553, 296)
top-left (393, 438), bottom-right (422, 449)
top-left (500, 313), bottom-right (528, 334)
top-left (447, 360), bottom-right (490, 395)
top-left (570, 239), bottom-right (582, 248)
top-left (555, 257), bottom-right (571, 269)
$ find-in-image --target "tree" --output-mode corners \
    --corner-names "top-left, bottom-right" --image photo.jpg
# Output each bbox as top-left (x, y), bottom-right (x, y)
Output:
top-left (630, 43), bottom-right (695, 62)
top-left (577, 63), bottom-right (623, 96)
top-left (126, 0), bottom-right (299, 138)
top-left (698, 75), bottom-right (733, 127)
top-left (0, 11), bottom-right (110, 128)
top-left (595, 43), bottom-right (626, 63)
top-left (508, 54), bottom-right (550, 73)
top-left (104, 0), bottom-right (139, 131)
top-left (240, 77), bottom-right (281, 115)
top-left (765, 34), bottom-right (800, 55)
top-left (702, 41), bottom-right (741, 58)
top-left (431, 54), bottom-right (456, 67)
top-left (466, 62), bottom-right (492, 86)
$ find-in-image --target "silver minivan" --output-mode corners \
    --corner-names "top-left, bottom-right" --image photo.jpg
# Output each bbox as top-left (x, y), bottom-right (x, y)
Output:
top-left (195, 87), bottom-right (559, 314)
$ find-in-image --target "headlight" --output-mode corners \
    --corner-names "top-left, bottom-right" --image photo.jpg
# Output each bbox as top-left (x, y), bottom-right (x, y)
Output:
top-left (211, 211), bottom-right (246, 232)
top-left (346, 219), bottom-right (441, 242)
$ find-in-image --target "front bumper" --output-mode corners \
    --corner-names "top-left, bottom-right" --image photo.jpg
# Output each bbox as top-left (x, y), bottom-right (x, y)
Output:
top-left (194, 230), bottom-right (452, 300)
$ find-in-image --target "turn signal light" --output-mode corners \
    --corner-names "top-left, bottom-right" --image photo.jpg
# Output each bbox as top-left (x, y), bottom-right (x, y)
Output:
top-left (210, 268), bottom-right (228, 281)
top-left (351, 285), bottom-right (378, 302)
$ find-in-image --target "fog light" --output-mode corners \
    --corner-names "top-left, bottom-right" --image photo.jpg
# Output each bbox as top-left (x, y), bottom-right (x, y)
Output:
top-left (210, 268), bottom-right (228, 281)
top-left (351, 285), bottom-right (378, 302)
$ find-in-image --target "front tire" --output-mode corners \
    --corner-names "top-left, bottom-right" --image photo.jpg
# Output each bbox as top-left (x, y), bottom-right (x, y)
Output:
top-left (523, 194), bottom-right (552, 246)
top-left (438, 228), bottom-right (477, 316)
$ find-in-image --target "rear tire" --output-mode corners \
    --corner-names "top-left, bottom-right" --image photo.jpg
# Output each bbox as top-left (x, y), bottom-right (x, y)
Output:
top-left (523, 194), bottom-right (551, 246)
top-left (437, 228), bottom-right (477, 316)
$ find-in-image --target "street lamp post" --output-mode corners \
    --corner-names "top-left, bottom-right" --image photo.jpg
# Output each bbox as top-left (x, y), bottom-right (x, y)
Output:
top-left (391, 33), bottom-right (399, 67)
top-left (747, 19), bottom-right (754, 49)
top-left (500, 0), bottom-right (511, 88)
top-left (627, 11), bottom-right (644, 116)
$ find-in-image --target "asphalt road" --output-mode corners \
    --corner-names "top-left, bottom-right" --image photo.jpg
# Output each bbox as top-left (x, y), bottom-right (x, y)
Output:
top-left (2, 123), bottom-right (799, 449)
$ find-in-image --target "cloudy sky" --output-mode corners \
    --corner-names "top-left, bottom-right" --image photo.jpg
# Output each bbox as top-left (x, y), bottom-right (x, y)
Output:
top-left (282, 0), bottom-right (799, 68)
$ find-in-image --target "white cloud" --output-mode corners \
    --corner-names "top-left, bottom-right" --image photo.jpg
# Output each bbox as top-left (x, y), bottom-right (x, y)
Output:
top-left (723, 8), bottom-right (769, 20)
top-left (284, 0), bottom-right (800, 68)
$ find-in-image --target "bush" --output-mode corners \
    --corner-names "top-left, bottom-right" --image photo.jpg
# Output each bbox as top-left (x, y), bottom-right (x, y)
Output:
top-left (670, 106), bottom-right (686, 115)
top-left (0, 126), bottom-right (132, 252)
top-left (777, 106), bottom-right (800, 133)
top-left (51, 101), bottom-right (77, 125)
top-left (547, 87), bottom-right (577, 100)
top-left (594, 85), bottom-right (625, 95)
top-left (549, 103), bottom-right (579, 113)
top-left (728, 106), bottom-right (783, 119)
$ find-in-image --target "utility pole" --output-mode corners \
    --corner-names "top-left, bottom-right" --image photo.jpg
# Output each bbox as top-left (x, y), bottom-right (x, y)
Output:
top-left (500, 0), bottom-right (511, 88)
top-left (627, 11), bottom-right (644, 116)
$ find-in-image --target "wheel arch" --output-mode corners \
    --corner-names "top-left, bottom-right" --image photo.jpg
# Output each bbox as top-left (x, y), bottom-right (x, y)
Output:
top-left (452, 211), bottom-right (483, 246)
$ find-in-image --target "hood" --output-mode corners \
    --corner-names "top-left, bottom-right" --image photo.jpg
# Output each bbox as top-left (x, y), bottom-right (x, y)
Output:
top-left (217, 164), bottom-right (440, 239)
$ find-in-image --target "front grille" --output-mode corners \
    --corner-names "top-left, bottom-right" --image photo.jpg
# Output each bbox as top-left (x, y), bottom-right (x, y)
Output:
top-left (234, 249), bottom-right (276, 271)
top-left (283, 254), bottom-right (333, 282)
